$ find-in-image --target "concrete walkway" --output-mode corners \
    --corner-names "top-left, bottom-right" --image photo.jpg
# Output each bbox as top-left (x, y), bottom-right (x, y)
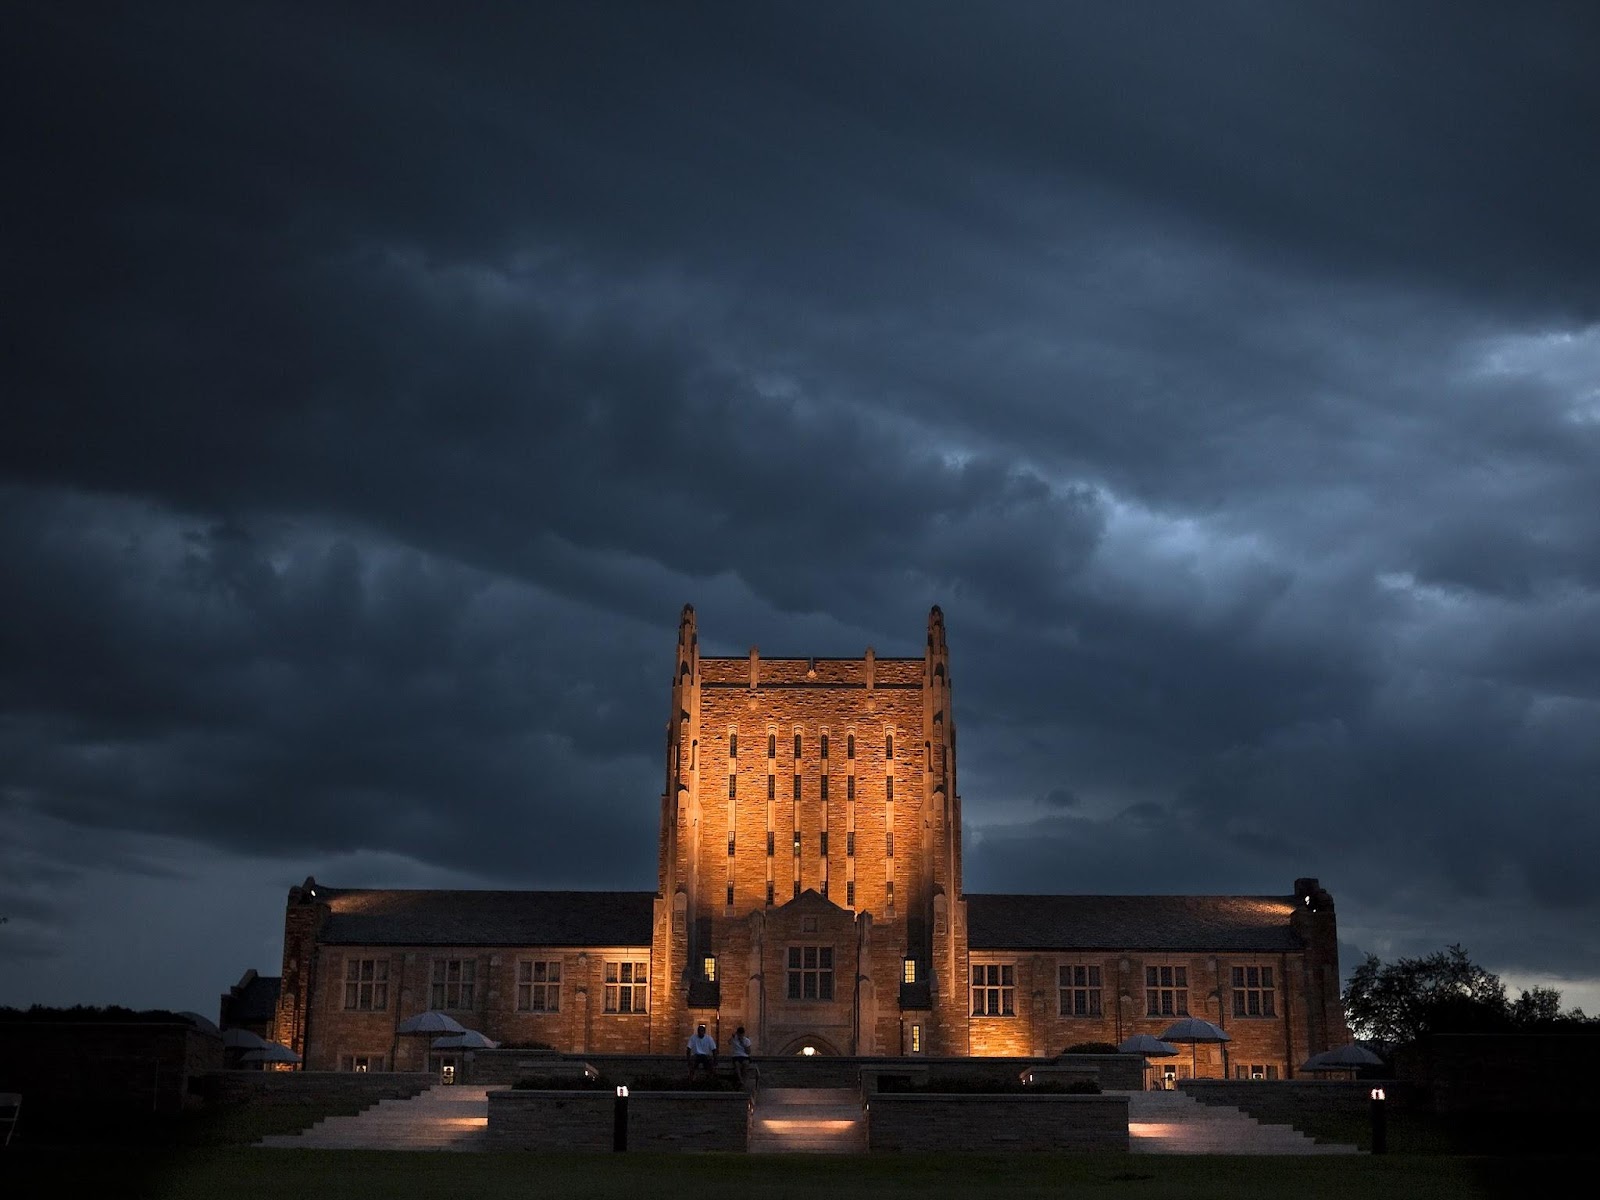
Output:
top-left (748, 1086), bottom-right (867, 1153)
top-left (257, 1084), bottom-right (493, 1151)
top-left (1123, 1090), bottom-right (1361, 1154)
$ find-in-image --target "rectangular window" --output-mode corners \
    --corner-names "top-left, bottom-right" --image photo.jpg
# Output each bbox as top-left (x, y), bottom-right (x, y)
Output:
top-left (726, 883), bottom-right (734, 907)
top-left (794, 733), bottom-right (802, 758)
top-left (603, 960), bottom-right (649, 1013)
top-left (793, 774), bottom-right (801, 803)
top-left (886, 879), bottom-right (894, 904)
top-left (1235, 1064), bottom-right (1280, 1080)
top-left (703, 956), bottom-right (716, 982)
top-left (820, 775), bottom-right (828, 801)
top-left (516, 959), bottom-right (561, 1013)
top-left (846, 881), bottom-right (855, 906)
top-left (1145, 965), bottom-right (1190, 1017)
top-left (847, 734), bottom-right (855, 759)
top-left (820, 831), bottom-right (829, 856)
top-left (341, 1054), bottom-right (384, 1072)
top-left (768, 775), bottom-right (776, 801)
top-left (767, 831), bottom-right (775, 856)
top-left (768, 733), bottom-right (776, 758)
top-left (886, 777), bottom-right (894, 802)
top-left (766, 881), bottom-right (775, 906)
top-left (730, 732), bottom-right (737, 758)
top-left (343, 958), bottom-right (389, 1011)
top-left (820, 878), bottom-right (829, 898)
top-left (431, 958), bottom-right (477, 1010)
top-left (792, 830), bottom-right (801, 856)
top-left (910, 1024), bottom-right (922, 1053)
top-left (793, 879), bottom-right (801, 900)
top-left (1231, 965), bottom-right (1277, 1017)
top-left (903, 959), bottom-right (917, 984)
top-left (847, 832), bottom-right (855, 857)
top-left (820, 734), bottom-right (829, 759)
top-left (847, 775), bottom-right (856, 801)
top-left (728, 834), bottom-right (735, 856)
top-left (786, 945), bottom-right (835, 1001)
top-left (886, 733), bottom-right (894, 759)
top-left (728, 776), bottom-right (736, 800)
top-left (1058, 964), bottom-right (1103, 1017)
top-left (971, 963), bottom-right (1016, 1016)
top-left (886, 832), bottom-right (894, 857)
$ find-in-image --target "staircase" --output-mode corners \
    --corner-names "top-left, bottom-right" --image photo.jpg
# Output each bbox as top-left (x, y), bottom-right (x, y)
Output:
top-left (257, 1084), bottom-right (493, 1151)
top-left (1125, 1090), bottom-right (1360, 1155)
top-left (748, 1087), bottom-right (867, 1153)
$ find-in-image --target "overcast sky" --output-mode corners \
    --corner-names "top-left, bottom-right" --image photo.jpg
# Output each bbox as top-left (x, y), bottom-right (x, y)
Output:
top-left (4, 2), bottom-right (1599, 1020)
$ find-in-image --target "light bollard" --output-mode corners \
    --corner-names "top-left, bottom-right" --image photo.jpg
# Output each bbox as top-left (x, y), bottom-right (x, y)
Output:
top-left (1369, 1087), bottom-right (1387, 1155)
top-left (613, 1085), bottom-right (629, 1152)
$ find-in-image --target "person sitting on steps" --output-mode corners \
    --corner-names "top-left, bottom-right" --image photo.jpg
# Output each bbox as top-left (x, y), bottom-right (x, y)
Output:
top-left (685, 1023), bottom-right (717, 1080)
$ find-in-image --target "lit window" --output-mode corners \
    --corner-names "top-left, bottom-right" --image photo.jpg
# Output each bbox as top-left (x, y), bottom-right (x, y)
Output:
top-left (703, 956), bottom-right (716, 982)
top-left (341, 1054), bottom-right (383, 1072)
top-left (903, 959), bottom-right (917, 984)
top-left (516, 960), bottom-right (561, 1013)
top-left (603, 960), bottom-right (649, 1013)
top-left (910, 1024), bottom-right (922, 1053)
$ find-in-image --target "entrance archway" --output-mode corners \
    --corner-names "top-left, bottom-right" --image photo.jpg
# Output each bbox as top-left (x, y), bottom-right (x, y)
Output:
top-left (775, 1033), bottom-right (843, 1057)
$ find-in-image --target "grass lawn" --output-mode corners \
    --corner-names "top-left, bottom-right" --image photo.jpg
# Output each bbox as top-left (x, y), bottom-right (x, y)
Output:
top-left (0, 1147), bottom-right (1565, 1200)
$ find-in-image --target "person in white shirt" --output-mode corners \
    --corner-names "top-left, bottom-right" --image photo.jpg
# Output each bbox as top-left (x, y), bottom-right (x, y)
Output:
top-left (686, 1023), bottom-right (717, 1079)
top-left (729, 1025), bottom-right (754, 1087)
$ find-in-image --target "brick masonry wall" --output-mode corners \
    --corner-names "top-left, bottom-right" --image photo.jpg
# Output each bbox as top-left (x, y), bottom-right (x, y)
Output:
top-left (867, 1093), bottom-right (1128, 1152)
top-left (488, 1090), bottom-right (750, 1152)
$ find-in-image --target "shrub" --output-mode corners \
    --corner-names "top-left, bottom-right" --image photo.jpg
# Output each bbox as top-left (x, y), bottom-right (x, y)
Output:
top-left (1062, 1042), bottom-right (1119, 1055)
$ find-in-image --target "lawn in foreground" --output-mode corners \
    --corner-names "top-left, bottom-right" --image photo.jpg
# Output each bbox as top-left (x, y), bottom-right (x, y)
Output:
top-left (1, 1147), bottom-right (1562, 1200)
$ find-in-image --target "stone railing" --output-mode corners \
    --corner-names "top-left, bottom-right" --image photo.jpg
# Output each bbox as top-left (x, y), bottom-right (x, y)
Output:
top-left (866, 1091), bottom-right (1129, 1152)
top-left (488, 1088), bottom-right (750, 1152)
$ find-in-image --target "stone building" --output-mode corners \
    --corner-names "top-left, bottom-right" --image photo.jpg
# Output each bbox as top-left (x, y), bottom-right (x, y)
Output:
top-left (271, 606), bottom-right (1346, 1076)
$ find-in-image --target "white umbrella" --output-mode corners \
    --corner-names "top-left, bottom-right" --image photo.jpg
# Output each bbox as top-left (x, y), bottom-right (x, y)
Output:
top-left (396, 1011), bottom-right (467, 1035)
top-left (221, 1027), bottom-right (269, 1050)
top-left (1159, 1017), bottom-right (1231, 1080)
top-left (1301, 1042), bottom-right (1384, 1072)
top-left (179, 1011), bottom-right (220, 1036)
top-left (1117, 1033), bottom-right (1179, 1056)
top-left (239, 1042), bottom-right (301, 1064)
top-left (431, 1030), bottom-right (498, 1050)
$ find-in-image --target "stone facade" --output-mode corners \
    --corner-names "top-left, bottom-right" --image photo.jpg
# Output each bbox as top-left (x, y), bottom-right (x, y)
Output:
top-left (270, 606), bottom-right (1347, 1078)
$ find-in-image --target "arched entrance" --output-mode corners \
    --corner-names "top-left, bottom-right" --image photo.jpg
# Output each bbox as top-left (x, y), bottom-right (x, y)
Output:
top-left (774, 1033), bottom-right (843, 1057)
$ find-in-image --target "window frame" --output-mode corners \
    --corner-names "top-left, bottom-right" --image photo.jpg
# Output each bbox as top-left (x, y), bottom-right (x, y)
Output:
top-left (343, 957), bottom-right (390, 1011)
top-left (1057, 963), bottom-right (1103, 1017)
top-left (971, 961), bottom-right (1016, 1017)
top-left (515, 958), bottom-right (562, 1013)
top-left (786, 944), bottom-right (836, 1001)
top-left (603, 958), bottom-right (650, 1014)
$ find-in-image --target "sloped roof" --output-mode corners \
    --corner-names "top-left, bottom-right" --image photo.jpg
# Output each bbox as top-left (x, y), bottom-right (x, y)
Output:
top-left (318, 888), bottom-right (655, 948)
top-left (965, 893), bottom-right (1302, 952)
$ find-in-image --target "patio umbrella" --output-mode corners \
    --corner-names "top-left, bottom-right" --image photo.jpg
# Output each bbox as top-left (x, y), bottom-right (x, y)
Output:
top-left (430, 1030), bottom-right (498, 1050)
top-left (1117, 1033), bottom-right (1179, 1057)
top-left (179, 1011), bottom-right (220, 1036)
top-left (221, 1027), bottom-right (269, 1050)
top-left (395, 1011), bottom-right (468, 1035)
top-left (1158, 1017), bottom-right (1231, 1080)
top-left (1301, 1042), bottom-right (1384, 1072)
top-left (239, 1041), bottom-right (302, 1065)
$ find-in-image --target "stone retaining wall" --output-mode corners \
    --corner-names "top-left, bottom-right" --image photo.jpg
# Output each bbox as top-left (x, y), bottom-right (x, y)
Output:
top-left (215, 1070), bottom-right (434, 1107)
top-left (488, 1089), bottom-right (751, 1152)
top-left (866, 1092), bottom-right (1128, 1152)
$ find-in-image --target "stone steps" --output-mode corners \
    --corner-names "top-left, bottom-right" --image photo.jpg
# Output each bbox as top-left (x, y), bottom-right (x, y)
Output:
top-left (749, 1086), bottom-right (867, 1153)
top-left (1121, 1090), bottom-right (1361, 1155)
top-left (258, 1085), bottom-right (494, 1151)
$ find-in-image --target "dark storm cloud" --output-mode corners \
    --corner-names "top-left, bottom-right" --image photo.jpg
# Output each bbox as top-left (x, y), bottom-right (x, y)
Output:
top-left (3, 1), bottom-right (1600, 1008)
